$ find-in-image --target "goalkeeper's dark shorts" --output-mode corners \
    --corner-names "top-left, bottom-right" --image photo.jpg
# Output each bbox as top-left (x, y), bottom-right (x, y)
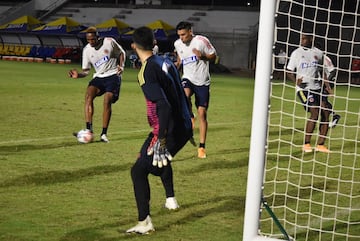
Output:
top-left (88, 74), bottom-right (121, 103)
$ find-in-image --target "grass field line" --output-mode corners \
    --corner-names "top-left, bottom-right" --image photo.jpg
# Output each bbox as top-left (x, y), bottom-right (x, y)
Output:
top-left (0, 121), bottom-right (242, 145)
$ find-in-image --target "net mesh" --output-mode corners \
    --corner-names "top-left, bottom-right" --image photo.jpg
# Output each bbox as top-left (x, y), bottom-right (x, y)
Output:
top-left (261, 1), bottom-right (360, 240)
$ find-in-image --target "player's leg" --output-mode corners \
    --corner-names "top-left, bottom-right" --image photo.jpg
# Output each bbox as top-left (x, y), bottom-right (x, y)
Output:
top-left (84, 85), bottom-right (99, 132)
top-left (101, 92), bottom-right (113, 142)
top-left (197, 106), bottom-right (208, 145)
top-left (305, 106), bottom-right (319, 143)
top-left (127, 134), bottom-right (155, 234)
top-left (194, 85), bottom-right (210, 158)
top-left (101, 75), bottom-right (121, 142)
top-left (316, 100), bottom-right (330, 152)
top-left (182, 79), bottom-right (195, 129)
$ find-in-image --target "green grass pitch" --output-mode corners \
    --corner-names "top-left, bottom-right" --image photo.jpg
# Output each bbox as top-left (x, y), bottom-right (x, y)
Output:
top-left (0, 60), bottom-right (253, 241)
top-left (1, 59), bottom-right (358, 241)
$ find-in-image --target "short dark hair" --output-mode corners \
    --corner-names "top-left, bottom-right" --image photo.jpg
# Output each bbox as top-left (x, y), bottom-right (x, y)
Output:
top-left (132, 26), bottom-right (154, 51)
top-left (176, 21), bottom-right (192, 31)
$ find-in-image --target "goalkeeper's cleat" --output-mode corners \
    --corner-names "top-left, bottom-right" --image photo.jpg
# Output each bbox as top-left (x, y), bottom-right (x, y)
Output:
top-left (302, 144), bottom-right (312, 153)
top-left (100, 134), bottom-right (109, 143)
top-left (329, 114), bottom-right (341, 128)
top-left (165, 197), bottom-right (179, 210)
top-left (315, 145), bottom-right (330, 153)
top-left (126, 215), bottom-right (154, 234)
top-left (198, 147), bottom-right (207, 158)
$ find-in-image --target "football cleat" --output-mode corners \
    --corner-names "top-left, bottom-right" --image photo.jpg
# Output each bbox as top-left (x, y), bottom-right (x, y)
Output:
top-left (329, 114), bottom-right (341, 128)
top-left (315, 145), bottom-right (330, 153)
top-left (126, 215), bottom-right (154, 234)
top-left (100, 134), bottom-right (109, 143)
top-left (302, 144), bottom-right (312, 153)
top-left (198, 147), bottom-right (207, 158)
top-left (165, 197), bottom-right (180, 210)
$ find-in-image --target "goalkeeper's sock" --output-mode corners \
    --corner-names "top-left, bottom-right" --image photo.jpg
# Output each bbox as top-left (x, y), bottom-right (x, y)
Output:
top-left (199, 143), bottom-right (205, 149)
top-left (86, 122), bottom-right (93, 132)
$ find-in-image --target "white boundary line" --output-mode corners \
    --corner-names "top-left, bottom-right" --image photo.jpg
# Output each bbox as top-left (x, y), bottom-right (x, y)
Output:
top-left (0, 121), bottom-right (242, 145)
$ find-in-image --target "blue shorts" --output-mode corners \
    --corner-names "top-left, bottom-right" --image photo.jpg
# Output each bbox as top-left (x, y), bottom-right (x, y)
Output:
top-left (181, 78), bottom-right (210, 109)
top-left (297, 89), bottom-right (322, 111)
top-left (89, 74), bottom-right (121, 103)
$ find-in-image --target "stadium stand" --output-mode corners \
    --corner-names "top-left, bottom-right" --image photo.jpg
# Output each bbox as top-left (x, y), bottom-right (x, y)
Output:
top-left (0, 1), bottom-right (260, 70)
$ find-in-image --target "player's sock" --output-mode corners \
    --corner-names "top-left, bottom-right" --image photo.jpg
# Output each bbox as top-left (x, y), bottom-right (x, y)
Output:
top-left (199, 143), bottom-right (205, 148)
top-left (86, 122), bottom-right (93, 132)
top-left (101, 127), bottom-right (107, 135)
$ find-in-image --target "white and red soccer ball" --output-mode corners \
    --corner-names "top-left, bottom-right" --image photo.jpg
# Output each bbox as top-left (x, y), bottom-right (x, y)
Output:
top-left (76, 129), bottom-right (94, 144)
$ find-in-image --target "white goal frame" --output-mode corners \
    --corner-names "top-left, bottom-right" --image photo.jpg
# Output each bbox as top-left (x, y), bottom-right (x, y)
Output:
top-left (243, 0), bottom-right (360, 241)
top-left (242, 0), bottom-right (278, 240)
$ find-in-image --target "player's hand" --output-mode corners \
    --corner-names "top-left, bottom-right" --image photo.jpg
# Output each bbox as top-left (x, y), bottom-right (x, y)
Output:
top-left (117, 65), bottom-right (124, 75)
top-left (147, 135), bottom-right (158, 155)
top-left (151, 138), bottom-right (173, 168)
top-left (295, 85), bottom-right (303, 92)
top-left (325, 86), bottom-right (333, 95)
top-left (69, 69), bottom-right (78, 78)
top-left (296, 77), bottom-right (303, 86)
top-left (192, 48), bottom-right (202, 60)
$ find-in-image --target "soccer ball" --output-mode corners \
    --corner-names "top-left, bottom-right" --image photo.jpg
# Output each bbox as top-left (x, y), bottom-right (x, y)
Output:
top-left (76, 129), bottom-right (94, 144)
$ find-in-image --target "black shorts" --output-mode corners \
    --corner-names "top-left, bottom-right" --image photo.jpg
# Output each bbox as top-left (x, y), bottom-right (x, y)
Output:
top-left (297, 89), bottom-right (323, 111)
top-left (181, 78), bottom-right (210, 109)
top-left (88, 74), bottom-right (121, 103)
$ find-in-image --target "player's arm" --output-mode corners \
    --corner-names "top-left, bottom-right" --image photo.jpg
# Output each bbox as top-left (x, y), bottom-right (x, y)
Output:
top-left (174, 54), bottom-right (182, 69)
top-left (117, 44), bottom-right (126, 75)
top-left (68, 68), bottom-right (90, 78)
top-left (322, 70), bottom-right (333, 95)
top-left (192, 48), bottom-right (216, 62)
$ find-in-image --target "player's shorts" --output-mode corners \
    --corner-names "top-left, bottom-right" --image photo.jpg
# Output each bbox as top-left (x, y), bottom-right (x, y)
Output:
top-left (181, 78), bottom-right (210, 109)
top-left (89, 74), bottom-right (121, 103)
top-left (297, 89), bottom-right (322, 111)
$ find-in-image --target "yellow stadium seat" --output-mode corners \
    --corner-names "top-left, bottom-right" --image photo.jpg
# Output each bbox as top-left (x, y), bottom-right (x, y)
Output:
top-left (22, 46), bottom-right (31, 56)
top-left (6, 45), bottom-right (15, 55)
top-left (1, 44), bottom-right (9, 55)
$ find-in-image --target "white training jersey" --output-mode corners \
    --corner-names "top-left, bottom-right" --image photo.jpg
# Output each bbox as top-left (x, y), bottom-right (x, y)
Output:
top-left (287, 46), bottom-right (323, 90)
top-left (82, 37), bottom-right (125, 78)
top-left (174, 35), bottom-right (216, 86)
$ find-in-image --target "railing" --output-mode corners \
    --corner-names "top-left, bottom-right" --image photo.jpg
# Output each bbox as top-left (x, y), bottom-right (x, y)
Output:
top-left (37, 0), bottom-right (70, 21)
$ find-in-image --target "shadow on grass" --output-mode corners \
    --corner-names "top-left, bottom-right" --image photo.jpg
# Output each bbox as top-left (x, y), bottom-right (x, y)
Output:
top-left (59, 194), bottom-right (245, 241)
top-left (0, 141), bottom-right (79, 155)
top-left (0, 163), bottom-right (132, 188)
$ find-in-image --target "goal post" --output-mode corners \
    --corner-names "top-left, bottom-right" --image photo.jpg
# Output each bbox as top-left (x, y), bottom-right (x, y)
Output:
top-left (242, 0), bottom-right (277, 240)
top-left (243, 1), bottom-right (360, 241)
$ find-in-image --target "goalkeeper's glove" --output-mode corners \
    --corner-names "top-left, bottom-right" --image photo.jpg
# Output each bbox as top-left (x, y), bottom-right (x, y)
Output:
top-left (150, 138), bottom-right (173, 168)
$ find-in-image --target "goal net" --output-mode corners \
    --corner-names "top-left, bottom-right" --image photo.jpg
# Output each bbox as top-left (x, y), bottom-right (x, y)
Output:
top-left (243, 1), bottom-right (360, 241)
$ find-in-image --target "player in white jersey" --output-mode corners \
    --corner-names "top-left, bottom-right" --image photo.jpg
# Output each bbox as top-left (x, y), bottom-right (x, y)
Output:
top-left (174, 21), bottom-right (217, 158)
top-left (287, 33), bottom-right (332, 153)
top-left (69, 27), bottom-right (126, 143)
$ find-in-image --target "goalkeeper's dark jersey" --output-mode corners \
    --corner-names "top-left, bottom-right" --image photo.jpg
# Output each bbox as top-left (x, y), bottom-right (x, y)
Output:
top-left (137, 55), bottom-right (193, 155)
